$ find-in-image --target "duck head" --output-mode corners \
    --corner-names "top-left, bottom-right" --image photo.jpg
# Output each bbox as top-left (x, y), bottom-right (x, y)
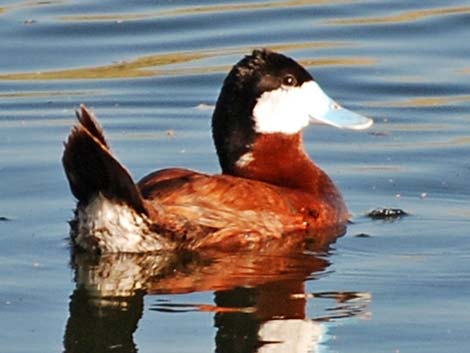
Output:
top-left (212, 49), bottom-right (372, 175)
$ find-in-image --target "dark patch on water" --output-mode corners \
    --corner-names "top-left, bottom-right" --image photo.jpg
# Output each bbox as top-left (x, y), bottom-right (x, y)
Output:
top-left (366, 208), bottom-right (408, 220)
top-left (354, 233), bottom-right (372, 238)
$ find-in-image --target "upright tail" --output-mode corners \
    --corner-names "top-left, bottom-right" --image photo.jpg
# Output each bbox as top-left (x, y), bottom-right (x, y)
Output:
top-left (62, 105), bottom-right (146, 215)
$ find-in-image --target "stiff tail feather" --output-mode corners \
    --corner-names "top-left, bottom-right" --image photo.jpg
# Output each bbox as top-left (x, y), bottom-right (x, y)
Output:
top-left (62, 105), bottom-right (146, 215)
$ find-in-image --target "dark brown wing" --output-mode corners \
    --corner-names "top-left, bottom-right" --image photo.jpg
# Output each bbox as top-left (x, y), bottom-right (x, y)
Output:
top-left (138, 170), bottom-right (311, 248)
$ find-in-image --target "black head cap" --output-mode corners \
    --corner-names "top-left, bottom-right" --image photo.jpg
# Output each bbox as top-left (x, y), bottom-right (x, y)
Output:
top-left (212, 49), bottom-right (314, 174)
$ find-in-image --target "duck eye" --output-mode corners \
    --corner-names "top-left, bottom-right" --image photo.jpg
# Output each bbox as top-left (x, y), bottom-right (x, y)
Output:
top-left (282, 74), bottom-right (297, 87)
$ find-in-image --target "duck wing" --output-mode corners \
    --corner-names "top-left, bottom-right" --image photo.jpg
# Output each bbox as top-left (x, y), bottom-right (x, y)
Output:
top-left (138, 172), bottom-right (309, 249)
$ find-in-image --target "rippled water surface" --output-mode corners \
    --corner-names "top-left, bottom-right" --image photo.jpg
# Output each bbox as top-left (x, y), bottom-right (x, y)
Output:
top-left (1, 1), bottom-right (470, 352)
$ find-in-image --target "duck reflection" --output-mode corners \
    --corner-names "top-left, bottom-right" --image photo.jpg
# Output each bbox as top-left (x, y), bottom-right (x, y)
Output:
top-left (64, 285), bottom-right (143, 353)
top-left (64, 241), bottom-right (369, 353)
top-left (212, 280), bottom-right (322, 353)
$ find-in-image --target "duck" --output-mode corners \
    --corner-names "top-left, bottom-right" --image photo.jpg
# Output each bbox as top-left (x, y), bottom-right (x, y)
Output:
top-left (62, 49), bottom-right (372, 253)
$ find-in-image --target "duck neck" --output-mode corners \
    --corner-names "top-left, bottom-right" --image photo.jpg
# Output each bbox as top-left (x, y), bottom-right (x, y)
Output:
top-left (230, 133), bottom-right (327, 192)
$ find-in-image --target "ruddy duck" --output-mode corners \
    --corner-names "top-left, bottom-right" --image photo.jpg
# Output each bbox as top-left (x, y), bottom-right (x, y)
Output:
top-left (63, 49), bottom-right (372, 253)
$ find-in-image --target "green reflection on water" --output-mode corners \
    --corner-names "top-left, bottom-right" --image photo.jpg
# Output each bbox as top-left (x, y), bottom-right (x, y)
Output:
top-left (0, 42), bottom-right (374, 81)
top-left (370, 95), bottom-right (470, 108)
top-left (58, 0), bottom-right (350, 22)
top-left (0, 90), bottom-right (100, 99)
top-left (0, 0), bottom-right (65, 16)
top-left (301, 57), bottom-right (376, 68)
top-left (330, 5), bottom-right (470, 25)
top-left (0, 51), bottom-right (210, 80)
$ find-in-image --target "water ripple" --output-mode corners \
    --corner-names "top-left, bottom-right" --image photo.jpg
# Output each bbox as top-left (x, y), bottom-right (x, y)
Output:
top-left (330, 5), bottom-right (470, 25)
top-left (58, 0), bottom-right (350, 22)
top-left (0, 44), bottom-right (375, 81)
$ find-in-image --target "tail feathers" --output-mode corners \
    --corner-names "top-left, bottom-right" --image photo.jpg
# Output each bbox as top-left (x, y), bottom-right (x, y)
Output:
top-left (62, 105), bottom-right (147, 215)
top-left (75, 105), bottom-right (109, 148)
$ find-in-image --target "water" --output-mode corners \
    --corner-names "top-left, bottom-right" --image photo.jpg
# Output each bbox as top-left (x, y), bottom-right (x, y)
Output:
top-left (1, 0), bottom-right (470, 352)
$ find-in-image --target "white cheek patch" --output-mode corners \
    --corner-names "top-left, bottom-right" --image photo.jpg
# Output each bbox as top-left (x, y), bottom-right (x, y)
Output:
top-left (252, 80), bottom-right (373, 134)
top-left (253, 81), bottom-right (315, 134)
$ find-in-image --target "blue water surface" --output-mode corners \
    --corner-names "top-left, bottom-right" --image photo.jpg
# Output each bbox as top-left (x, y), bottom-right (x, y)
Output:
top-left (1, 1), bottom-right (470, 352)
